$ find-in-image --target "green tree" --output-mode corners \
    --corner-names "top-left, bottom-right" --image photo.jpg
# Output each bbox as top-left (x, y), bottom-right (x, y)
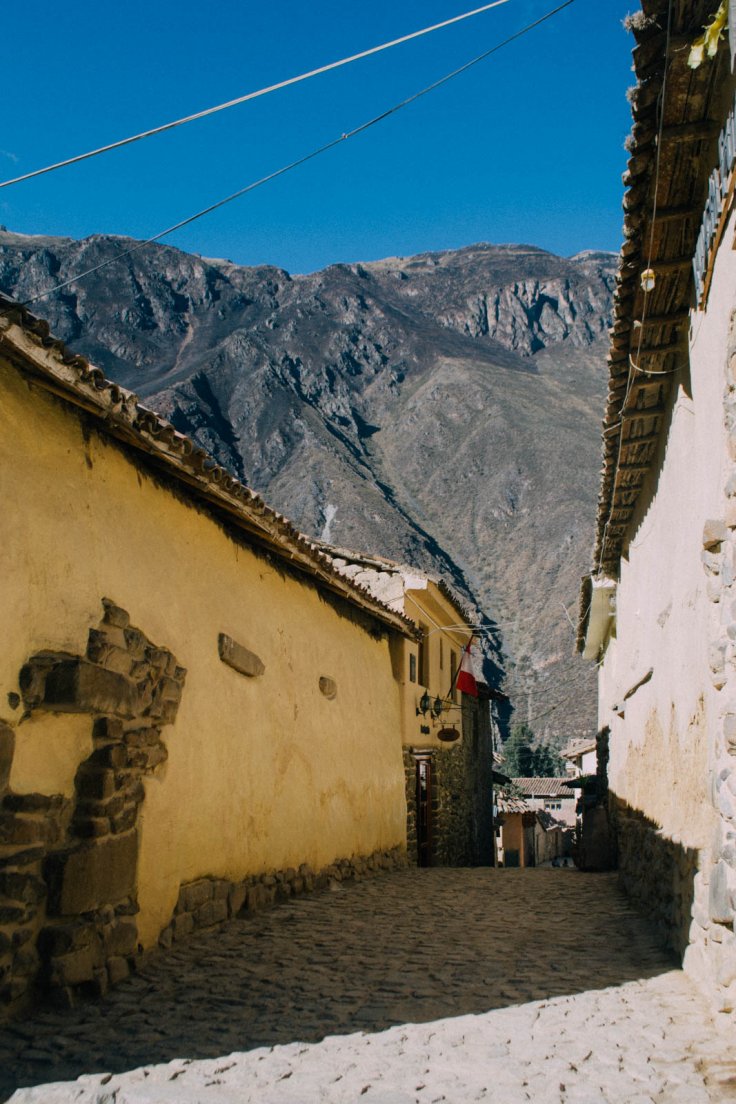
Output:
top-left (503, 723), bottom-right (535, 776)
top-left (530, 742), bottom-right (564, 777)
top-left (502, 723), bottom-right (564, 777)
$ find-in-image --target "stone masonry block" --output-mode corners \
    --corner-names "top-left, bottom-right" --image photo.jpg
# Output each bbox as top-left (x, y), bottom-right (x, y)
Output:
top-left (172, 912), bottom-right (194, 940)
top-left (710, 860), bottom-right (736, 925)
top-left (103, 919), bottom-right (137, 957)
top-left (42, 659), bottom-right (138, 718)
top-left (193, 899), bottom-right (228, 928)
top-left (107, 955), bottom-right (130, 985)
top-left (0, 871), bottom-right (46, 906)
top-left (0, 812), bottom-right (51, 846)
top-left (228, 884), bottom-right (247, 917)
top-left (49, 942), bottom-right (105, 987)
top-left (38, 921), bottom-right (97, 957)
top-left (47, 831), bottom-right (138, 916)
top-left (180, 879), bottom-right (213, 913)
top-left (101, 600), bottom-right (130, 630)
top-left (92, 717), bottom-right (125, 744)
top-left (0, 722), bottom-right (14, 793)
top-left (218, 634), bottom-right (265, 678)
top-left (703, 519), bottom-right (728, 549)
top-left (76, 768), bottom-right (117, 801)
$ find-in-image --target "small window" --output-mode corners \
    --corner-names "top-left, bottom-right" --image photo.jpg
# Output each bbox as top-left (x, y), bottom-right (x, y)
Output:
top-left (418, 624), bottom-right (430, 687)
top-left (450, 650), bottom-right (458, 703)
top-left (439, 638), bottom-right (444, 671)
top-left (409, 653), bottom-right (417, 683)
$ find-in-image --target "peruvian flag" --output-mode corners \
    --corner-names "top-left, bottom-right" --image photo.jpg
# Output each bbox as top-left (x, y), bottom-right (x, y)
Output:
top-left (456, 642), bottom-right (478, 698)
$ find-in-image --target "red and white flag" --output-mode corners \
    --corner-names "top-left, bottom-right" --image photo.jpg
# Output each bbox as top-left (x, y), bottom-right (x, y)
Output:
top-left (456, 642), bottom-right (478, 698)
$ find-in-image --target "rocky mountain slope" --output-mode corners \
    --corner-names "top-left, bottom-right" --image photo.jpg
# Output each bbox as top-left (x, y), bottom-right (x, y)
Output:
top-left (0, 230), bottom-right (615, 742)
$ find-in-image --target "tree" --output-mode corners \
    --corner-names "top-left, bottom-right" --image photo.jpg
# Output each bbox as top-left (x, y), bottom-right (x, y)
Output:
top-left (503, 723), bottom-right (535, 776)
top-left (502, 723), bottom-right (564, 777)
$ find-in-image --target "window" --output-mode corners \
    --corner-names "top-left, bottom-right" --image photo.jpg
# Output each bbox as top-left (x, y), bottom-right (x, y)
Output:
top-left (439, 637), bottom-right (444, 671)
top-left (409, 653), bottom-right (417, 683)
top-left (418, 624), bottom-right (430, 687)
top-left (450, 650), bottom-right (458, 703)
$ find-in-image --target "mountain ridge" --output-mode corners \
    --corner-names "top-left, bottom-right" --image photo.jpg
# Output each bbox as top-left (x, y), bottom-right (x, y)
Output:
top-left (0, 229), bottom-right (613, 742)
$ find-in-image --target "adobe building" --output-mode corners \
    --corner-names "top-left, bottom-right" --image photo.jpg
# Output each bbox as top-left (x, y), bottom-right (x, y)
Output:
top-left (0, 299), bottom-right (423, 1018)
top-left (314, 545), bottom-right (497, 867)
top-left (577, 1), bottom-right (736, 1019)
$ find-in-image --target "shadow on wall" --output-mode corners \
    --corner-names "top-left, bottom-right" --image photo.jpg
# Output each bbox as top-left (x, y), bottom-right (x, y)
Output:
top-left (610, 793), bottom-right (699, 959)
top-left (0, 867), bottom-right (678, 1099)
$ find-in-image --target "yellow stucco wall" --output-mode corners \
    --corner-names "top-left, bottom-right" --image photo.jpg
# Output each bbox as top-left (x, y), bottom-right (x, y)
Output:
top-left (1, 364), bottom-right (407, 945)
top-left (398, 585), bottom-right (470, 749)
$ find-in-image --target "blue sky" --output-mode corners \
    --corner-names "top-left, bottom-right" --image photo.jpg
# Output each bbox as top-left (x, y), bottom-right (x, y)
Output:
top-left (1, 0), bottom-right (635, 273)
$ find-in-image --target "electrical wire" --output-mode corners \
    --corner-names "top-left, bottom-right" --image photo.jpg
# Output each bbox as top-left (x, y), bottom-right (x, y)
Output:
top-left (0, 0), bottom-right (515, 190)
top-left (13, 0), bottom-right (575, 311)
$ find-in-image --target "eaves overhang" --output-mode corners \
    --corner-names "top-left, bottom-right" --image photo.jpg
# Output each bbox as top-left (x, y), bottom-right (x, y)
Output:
top-left (593, 0), bottom-right (732, 580)
top-left (0, 297), bottom-right (417, 640)
top-left (577, 574), bottom-right (617, 660)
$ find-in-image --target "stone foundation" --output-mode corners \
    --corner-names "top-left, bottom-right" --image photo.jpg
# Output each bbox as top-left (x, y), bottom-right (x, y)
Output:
top-left (610, 796), bottom-right (698, 958)
top-left (403, 695), bottom-right (494, 868)
top-left (158, 847), bottom-right (407, 950)
top-left (680, 318), bottom-right (736, 1021)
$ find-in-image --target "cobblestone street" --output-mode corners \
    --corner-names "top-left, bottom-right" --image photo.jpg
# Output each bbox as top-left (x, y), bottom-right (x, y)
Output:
top-left (2, 868), bottom-right (734, 1103)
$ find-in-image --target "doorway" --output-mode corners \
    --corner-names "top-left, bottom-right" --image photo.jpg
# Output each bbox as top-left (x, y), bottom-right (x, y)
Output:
top-left (416, 756), bottom-right (433, 866)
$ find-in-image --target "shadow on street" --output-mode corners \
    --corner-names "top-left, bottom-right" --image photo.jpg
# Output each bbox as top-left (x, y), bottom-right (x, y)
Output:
top-left (0, 868), bottom-right (677, 1100)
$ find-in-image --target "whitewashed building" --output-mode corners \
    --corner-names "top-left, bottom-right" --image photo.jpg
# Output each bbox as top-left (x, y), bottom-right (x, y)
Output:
top-left (577, 0), bottom-right (736, 1019)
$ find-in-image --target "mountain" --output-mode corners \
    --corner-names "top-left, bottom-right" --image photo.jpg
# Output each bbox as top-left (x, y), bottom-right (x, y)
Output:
top-left (0, 229), bottom-right (615, 743)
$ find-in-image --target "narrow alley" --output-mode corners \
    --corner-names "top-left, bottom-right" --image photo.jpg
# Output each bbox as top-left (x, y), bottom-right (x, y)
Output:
top-left (2, 868), bottom-right (734, 1103)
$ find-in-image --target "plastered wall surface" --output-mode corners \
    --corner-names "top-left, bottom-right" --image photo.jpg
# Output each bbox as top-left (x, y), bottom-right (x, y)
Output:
top-left (599, 233), bottom-right (736, 853)
top-left (399, 586), bottom-right (468, 750)
top-left (1, 365), bottom-right (407, 947)
top-left (598, 216), bottom-right (736, 998)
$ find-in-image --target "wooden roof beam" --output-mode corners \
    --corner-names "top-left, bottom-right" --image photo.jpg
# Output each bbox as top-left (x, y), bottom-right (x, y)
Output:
top-left (633, 310), bottom-right (690, 328)
top-left (660, 121), bottom-right (719, 144)
top-left (652, 204), bottom-right (701, 223)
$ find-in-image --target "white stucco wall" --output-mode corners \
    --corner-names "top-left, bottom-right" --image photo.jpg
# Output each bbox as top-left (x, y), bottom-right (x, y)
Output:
top-left (599, 211), bottom-right (736, 854)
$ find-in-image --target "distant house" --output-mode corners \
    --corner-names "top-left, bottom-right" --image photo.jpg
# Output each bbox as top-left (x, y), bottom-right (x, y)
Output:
top-left (576, 1), bottom-right (736, 1017)
top-left (511, 778), bottom-right (578, 830)
top-left (561, 737), bottom-right (597, 778)
top-left (496, 790), bottom-right (570, 867)
top-left (317, 544), bottom-right (497, 867)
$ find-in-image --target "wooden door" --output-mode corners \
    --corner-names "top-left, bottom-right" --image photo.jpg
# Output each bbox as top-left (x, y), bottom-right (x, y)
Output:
top-left (416, 757), bottom-right (432, 867)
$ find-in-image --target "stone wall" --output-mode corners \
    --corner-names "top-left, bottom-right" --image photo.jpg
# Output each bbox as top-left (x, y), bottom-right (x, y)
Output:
top-left (0, 600), bottom-right (184, 1018)
top-left (402, 694), bottom-right (494, 867)
top-left (0, 584), bottom-right (408, 1023)
top-left (611, 796), bottom-right (698, 957)
top-left (683, 310), bottom-right (736, 1016)
top-left (158, 848), bottom-right (407, 950)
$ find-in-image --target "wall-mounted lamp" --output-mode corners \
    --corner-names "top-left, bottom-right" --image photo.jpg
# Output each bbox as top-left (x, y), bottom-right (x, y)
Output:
top-left (640, 267), bottom-right (656, 293)
top-left (417, 692), bottom-right (448, 718)
top-left (417, 691), bottom-right (432, 716)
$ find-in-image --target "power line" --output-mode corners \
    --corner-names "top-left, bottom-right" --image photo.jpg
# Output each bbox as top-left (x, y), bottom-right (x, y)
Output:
top-left (0, 0), bottom-right (515, 190)
top-left (14, 0), bottom-right (575, 311)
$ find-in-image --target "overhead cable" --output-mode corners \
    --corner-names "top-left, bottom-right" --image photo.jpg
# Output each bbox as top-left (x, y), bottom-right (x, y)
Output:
top-left (0, 0), bottom-right (515, 190)
top-left (16, 0), bottom-right (575, 310)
